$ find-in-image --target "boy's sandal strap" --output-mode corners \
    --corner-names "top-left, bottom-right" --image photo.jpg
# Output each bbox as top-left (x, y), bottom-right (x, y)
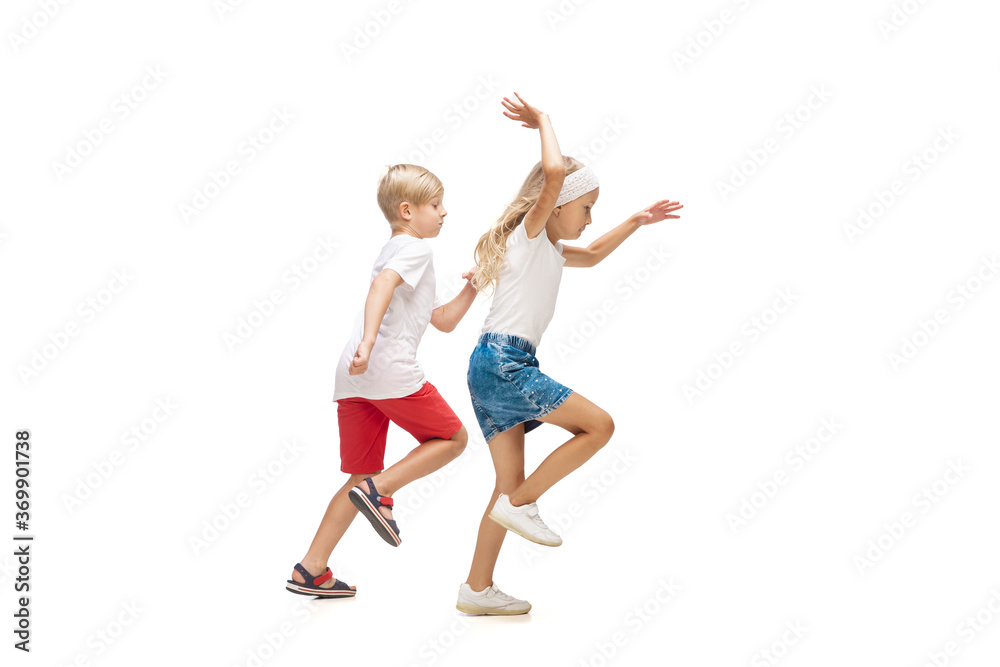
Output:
top-left (363, 477), bottom-right (392, 508)
top-left (293, 562), bottom-right (334, 587)
top-left (293, 562), bottom-right (311, 583)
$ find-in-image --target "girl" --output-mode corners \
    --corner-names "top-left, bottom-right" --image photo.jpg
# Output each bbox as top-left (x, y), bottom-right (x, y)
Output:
top-left (455, 93), bottom-right (683, 615)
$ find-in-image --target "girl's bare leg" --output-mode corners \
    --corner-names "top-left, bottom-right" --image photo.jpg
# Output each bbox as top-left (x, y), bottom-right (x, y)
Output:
top-left (508, 392), bottom-right (614, 506)
top-left (465, 424), bottom-right (525, 591)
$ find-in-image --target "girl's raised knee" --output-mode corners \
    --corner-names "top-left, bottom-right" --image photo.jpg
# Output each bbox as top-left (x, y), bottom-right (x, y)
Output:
top-left (594, 411), bottom-right (615, 442)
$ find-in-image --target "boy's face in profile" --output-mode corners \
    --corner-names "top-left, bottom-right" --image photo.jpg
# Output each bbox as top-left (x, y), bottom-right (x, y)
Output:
top-left (405, 194), bottom-right (447, 239)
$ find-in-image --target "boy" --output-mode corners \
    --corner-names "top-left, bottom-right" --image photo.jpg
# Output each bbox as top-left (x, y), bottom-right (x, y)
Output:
top-left (286, 164), bottom-right (476, 597)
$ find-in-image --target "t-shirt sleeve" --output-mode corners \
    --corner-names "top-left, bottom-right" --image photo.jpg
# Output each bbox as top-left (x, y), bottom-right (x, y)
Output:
top-left (515, 221), bottom-right (561, 254)
top-left (515, 221), bottom-right (545, 245)
top-left (384, 241), bottom-right (432, 291)
top-left (432, 292), bottom-right (443, 310)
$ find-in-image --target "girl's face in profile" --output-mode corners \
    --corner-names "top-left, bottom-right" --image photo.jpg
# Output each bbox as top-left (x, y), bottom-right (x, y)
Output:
top-left (550, 188), bottom-right (599, 241)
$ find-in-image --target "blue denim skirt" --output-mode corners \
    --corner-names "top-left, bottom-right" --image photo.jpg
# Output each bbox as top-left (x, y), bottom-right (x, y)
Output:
top-left (467, 332), bottom-right (574, 442)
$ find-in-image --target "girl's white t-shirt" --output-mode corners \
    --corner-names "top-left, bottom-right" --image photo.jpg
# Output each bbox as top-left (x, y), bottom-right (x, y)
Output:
top-left (333, 235), bottom-right (442, 401)
top-left (481, 222), bottom-right (565, 348)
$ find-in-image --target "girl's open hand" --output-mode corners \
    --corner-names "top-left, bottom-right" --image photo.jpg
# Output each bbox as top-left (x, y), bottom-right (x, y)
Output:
top-left (636, 200), bottom-right (684, 225)
top-left (502, 92), bottom-right (546, 129)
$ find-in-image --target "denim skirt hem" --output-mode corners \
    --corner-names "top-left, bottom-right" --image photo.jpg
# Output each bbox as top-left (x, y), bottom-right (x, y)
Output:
top-left (467, 332), bottom-right (574, 442)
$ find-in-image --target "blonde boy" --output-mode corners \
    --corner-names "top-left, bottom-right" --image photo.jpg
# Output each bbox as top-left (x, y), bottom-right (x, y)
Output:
top-left (287, 164), bottom-right (477, 597)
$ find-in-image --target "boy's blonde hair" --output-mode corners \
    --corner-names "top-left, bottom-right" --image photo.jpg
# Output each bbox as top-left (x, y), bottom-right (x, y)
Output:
top-left (377, 164), bottom-right (444, 224)
top-left (473, 156), bottom-right (584, 295)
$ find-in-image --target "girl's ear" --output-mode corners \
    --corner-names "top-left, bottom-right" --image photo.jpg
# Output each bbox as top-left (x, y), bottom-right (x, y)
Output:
top-left (553, 206), bottom-right (561, 217)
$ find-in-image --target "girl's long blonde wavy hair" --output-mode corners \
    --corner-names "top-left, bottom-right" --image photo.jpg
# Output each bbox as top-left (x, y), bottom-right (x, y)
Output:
top-left (474, 155), bottom-right (583, 295)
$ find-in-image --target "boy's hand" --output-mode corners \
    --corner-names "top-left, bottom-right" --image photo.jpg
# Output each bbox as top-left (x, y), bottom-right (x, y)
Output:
top-left (349, 341), bottom-right (373, 375)
top-left (462, 267), bottom-right (479, 290)
top-left (502, 92), bottom-right (546, 129)
top-left (635, 200), bottom-right (684, 225)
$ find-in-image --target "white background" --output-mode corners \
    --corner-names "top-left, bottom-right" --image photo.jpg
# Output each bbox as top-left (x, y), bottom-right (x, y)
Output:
top-left (2, 0), bottom-right (999, 665)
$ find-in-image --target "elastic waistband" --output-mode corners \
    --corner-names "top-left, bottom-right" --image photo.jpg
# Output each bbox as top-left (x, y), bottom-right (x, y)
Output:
top-left (478, 332), bottom-right (536, 356)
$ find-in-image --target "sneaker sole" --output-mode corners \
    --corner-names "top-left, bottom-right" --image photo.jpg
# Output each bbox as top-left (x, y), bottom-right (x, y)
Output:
top-left (488, 509), bottom-right (562, 547)
top-left (456, 600), bottom-right (531, 615)
top-left (349, 487), bottom-right (401, 547)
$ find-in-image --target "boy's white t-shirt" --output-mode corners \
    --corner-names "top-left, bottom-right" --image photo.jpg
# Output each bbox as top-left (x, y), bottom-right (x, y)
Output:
top-left (481, 222), bottom-right (565, 348)
top-left (333, 234), bottom-right (442, 401)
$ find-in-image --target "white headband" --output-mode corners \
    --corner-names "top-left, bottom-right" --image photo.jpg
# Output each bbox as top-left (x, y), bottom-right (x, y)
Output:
top-left (555, 166), bottom-right (600, 207)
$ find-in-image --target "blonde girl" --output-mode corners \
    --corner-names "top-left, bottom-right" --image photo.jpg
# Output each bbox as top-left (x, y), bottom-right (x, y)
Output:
top-left (455, 93), bottom-right (683, 615)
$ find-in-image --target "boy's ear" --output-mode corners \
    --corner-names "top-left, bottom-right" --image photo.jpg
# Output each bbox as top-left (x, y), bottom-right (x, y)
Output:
top-left (398, 201), bottom-right (411, 220)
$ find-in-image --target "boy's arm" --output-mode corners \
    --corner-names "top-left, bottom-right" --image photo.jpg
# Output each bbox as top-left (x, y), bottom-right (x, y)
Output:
top-left (430, 269), bottom-right (477, 333)
top-left (350, 269), bottom-right (404, 375)
top-left (562, 200), bottom-right (684, 268)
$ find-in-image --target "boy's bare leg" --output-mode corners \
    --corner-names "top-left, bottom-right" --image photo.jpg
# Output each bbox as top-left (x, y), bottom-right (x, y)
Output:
top-left (291, 473), bottom-right (371, 589)
top-left (508, 393), bottom-right (613, 506)
top-left (292, 426), bottom-right (467, 588)
top-left (465, 424), bottom-right (525, 592)
top-left (362, 426), bottom-right (468, 501)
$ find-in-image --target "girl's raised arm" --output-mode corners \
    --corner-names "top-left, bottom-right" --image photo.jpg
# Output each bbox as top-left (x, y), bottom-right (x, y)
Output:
top-left (502, 93), bottom-right (564, 239)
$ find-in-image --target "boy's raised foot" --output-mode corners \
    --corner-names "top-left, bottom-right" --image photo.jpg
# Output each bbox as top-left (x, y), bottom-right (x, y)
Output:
top-left (349, 476), bottom-right (401, 547)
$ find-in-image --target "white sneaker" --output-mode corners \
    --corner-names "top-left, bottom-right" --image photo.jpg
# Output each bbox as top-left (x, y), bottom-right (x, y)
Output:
top-left (456, 583), bottom-right (531, 615)
top-left (488, 493), bottom-right (562, 546)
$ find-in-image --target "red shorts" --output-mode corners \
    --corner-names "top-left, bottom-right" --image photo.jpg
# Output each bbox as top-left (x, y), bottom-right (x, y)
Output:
top-left (336, 381), bottom-right (463, 474)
